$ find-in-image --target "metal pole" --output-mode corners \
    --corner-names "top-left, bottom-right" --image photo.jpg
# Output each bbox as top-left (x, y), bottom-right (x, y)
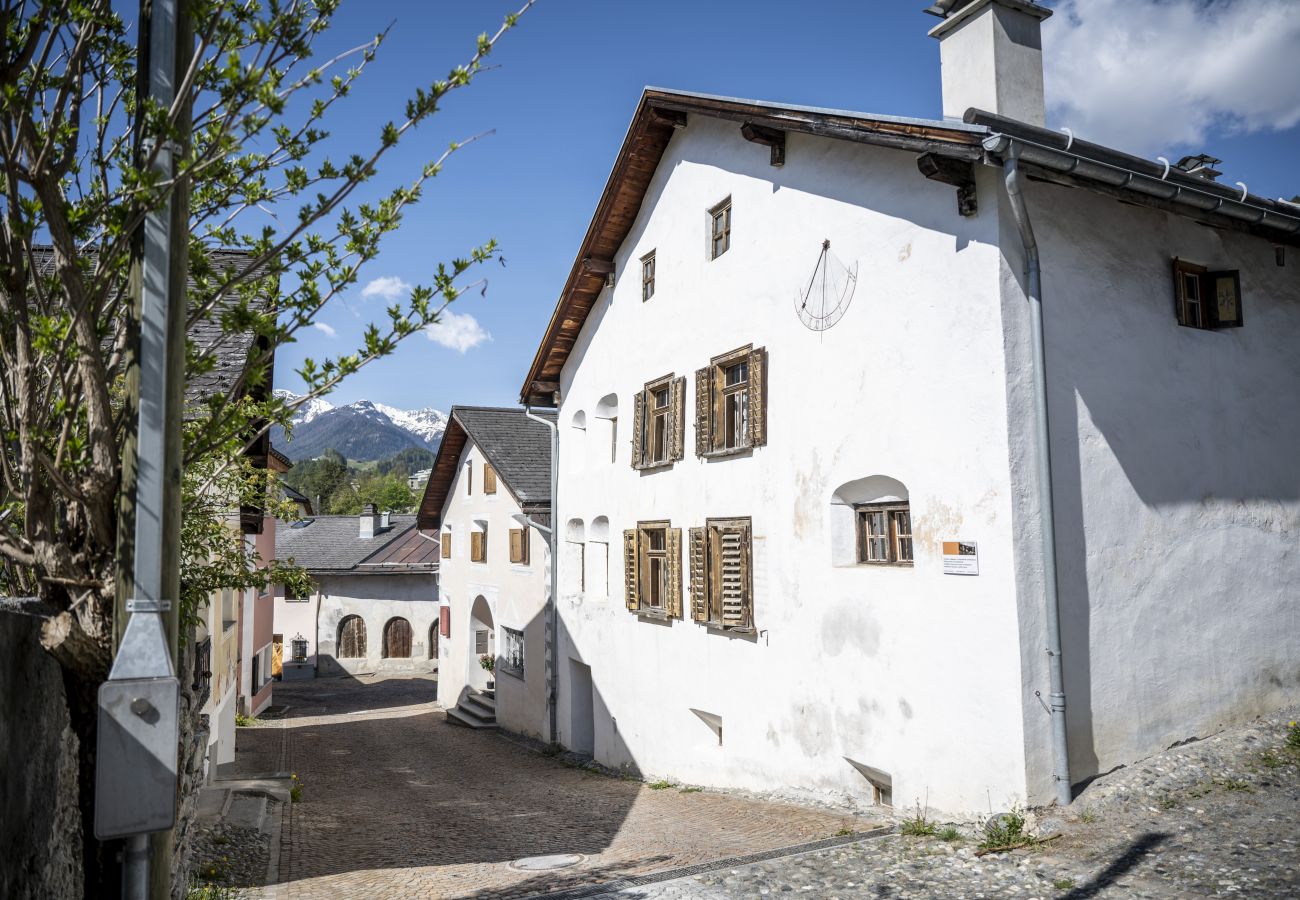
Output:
top-left (1000, 142), bottom-right (1073, 807)
top-left (524, 407), bottom-right (559, 745)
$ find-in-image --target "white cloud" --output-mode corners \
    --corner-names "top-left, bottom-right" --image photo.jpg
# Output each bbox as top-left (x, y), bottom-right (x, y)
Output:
top-left (361, 275), bottom-right (413, 301)
top-left (312, 321), bottom-right (337, 338)
top-left (1044, 0), bottom-right (1300, 157)
top-left (424, 309), bottom-right (491, 353)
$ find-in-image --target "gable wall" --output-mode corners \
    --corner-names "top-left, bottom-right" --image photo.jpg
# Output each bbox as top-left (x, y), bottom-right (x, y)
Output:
top-left (1001, 176), bottom-right (1300, 802)
top-left (553, 115), bottom-right (1027, 812)
top-left (438, 437), bottom-right (551, 739)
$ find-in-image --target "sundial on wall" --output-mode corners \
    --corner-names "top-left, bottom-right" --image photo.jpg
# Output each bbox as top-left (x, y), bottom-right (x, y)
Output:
top-left (795, 239), bottom-right (857, 332)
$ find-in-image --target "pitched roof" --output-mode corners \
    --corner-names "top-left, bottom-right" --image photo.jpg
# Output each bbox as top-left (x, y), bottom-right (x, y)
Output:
top-left (520, 87), bottom-right (1300, 406)
top-left (417, 406), bottom-right (555, 530)
top-left (184, 249), bottom-right (276, 408)
top-left (519, 88), bottom-right (986, 405)
top-left (275, 514), bottom-right (436, 575)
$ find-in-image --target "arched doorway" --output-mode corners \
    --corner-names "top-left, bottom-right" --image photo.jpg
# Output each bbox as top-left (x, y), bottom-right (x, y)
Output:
top-left (338, 615), bottom-right (366, 658)
top-left (383, 617), bottom-right (412, 658)
top-left (469, 595), bottom-right (494, 689)
top-left (428, 622), bottom-right (439, 660)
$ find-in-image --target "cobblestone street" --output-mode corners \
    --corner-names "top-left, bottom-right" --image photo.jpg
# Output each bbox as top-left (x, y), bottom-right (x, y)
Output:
top-left (235, 675), bottom-right (879, 899)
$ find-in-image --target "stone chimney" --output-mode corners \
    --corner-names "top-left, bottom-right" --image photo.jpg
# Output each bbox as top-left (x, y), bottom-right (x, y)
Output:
top-left (380, 510), bottom-right (391, 529)
top-left (359, 502), bottom-right (379, 539)
top-left (927, 0), bottom-right (1053, 127)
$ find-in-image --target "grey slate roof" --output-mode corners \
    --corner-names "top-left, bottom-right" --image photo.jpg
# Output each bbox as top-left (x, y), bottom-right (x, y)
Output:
top-left (275, 514), bottom-right (431, 574)
top-left (456, 407), bottom-right (555, 507)
top-left (184, 249), bottom-right (275, 407)
top-left (416, 406), bottom-right (555, 529)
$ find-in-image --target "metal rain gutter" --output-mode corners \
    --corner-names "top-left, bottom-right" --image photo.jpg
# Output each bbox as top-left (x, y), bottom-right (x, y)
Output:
top-left (998, 143), bottom-right (1074, 808)
top-left (524, 406), bottom-right (560, 746)
top-left (981, 133), bottom-right (1300, 236)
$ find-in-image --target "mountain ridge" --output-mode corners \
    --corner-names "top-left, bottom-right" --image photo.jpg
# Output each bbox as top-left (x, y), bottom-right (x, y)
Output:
top-left (271, 389), bottom-right (447, 462)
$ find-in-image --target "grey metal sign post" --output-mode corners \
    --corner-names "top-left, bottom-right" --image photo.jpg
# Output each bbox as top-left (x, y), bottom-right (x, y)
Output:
top-left (95, 0), bottom-right (182, 896)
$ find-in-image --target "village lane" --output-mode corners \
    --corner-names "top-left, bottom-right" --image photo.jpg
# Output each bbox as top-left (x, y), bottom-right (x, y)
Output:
top-left (235, 674), bottom-right (884, 899)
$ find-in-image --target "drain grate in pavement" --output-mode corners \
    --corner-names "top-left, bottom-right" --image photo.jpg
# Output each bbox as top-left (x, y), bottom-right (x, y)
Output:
top-left (511, 854), bottom-right (585, 871)
top-left (532, 827), bottom-right (891, 899)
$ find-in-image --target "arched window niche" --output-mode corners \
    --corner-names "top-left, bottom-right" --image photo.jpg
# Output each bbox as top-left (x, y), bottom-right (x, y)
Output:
top-left (594, 394), bottom-right (618, 464)
top-left (830, 475), bottom-right (910, 567)
top-left (564, 517), bottom-right (586, 597)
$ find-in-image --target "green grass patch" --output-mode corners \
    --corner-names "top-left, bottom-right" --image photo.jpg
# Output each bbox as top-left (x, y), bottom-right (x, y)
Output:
top-left (1053, 877), bottom-right (1075, 890)
top-left (938, 826), bottom-right (962, 842)
top-left (647, 779), bottom-right (673, 790)
top-left (679, 786), bottom-right (702, 794)
top-left (1217, 777), bottom-right (1253, 793)
top-left (978, 808), bottom-right (1037, 853)
top-left (1079, 807), bottom-right (1097, 824)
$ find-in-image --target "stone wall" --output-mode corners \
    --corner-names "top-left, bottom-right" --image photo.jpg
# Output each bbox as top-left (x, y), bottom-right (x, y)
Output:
top-left (0, 599), bottom-right (84, 900)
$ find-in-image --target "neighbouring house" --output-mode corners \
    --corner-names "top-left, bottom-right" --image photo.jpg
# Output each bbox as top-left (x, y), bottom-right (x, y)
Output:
top-left (409, 467), bottom-right (433, 492)
top-left (235, 446), bottom-right (292, 718)
top-left (274, 505), bottom-right (439, 678)
top-left (519, 0), bottom-right (1300, 813)
top-left (416, 406), bottom-right (555, 737)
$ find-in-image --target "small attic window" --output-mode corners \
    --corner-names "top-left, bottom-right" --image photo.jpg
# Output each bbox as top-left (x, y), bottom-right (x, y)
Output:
top-left (709, 198), bottom-right (731, 260)
top-left (1173, 259), bottom-right (1242, 330)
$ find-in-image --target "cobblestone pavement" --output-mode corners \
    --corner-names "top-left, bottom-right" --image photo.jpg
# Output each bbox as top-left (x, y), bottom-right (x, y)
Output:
top-left (587, 707), bottom-right (1300, 899)
top-left (234, 674), bottom-right (878, 899)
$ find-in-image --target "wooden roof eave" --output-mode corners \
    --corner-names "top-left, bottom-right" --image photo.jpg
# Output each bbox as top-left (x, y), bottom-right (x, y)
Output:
top-left (518, 90), bottom-right (985, 407)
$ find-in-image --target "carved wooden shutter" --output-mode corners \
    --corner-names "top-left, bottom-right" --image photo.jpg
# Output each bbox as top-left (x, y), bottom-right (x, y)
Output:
top-left (669, 377), bottom-right (686, 461)
top-left (747, 347), bottom-right (767, 448)
top-left (718, 523), bottom-right (752, 629)
top-left (630, 392), bottom-right (645, 469)
top-left (623, 529), bottom-right (639, 611)
top-left (689, 527), bottom-right (709, 622)
top-left (665, 527), bottom-right (683, 618)
top-left (694, 366), bottom-right (712, 457)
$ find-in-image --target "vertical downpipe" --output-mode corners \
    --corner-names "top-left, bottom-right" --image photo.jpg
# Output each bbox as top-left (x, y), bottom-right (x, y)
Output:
top-left (525, 406), bottom-right (560, 745)
top-left (1002, 142), bottom-right (1073, 807)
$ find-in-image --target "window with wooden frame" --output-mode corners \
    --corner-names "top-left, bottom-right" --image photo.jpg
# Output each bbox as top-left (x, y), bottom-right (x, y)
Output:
top-left (501, 626), bottom-right (525, 677)
top-left (689, 518), bottom-right (754, 631)
top-left (695, 346), bottom-right (767, 456)
top-left (509, 527), bottom-right (529, 565)
top-left (1173, 258), bottom-right (1242, 330)
top-left (855, 503), bottom-right (913, 566)
top-left (709, 197), bottom-right (731, 260)
top-left (623, 522), bottom-right (682, 618)
top-left (441, 530), bottom-right (451, 559)
top-left (631, 375), bottom-right (685, 469)
top-left (483, 462), bottom-right (497, 494)
top-left (641, 250), bottom-right (656, 301)
top-left (470, 528), bottom-right (486, 563)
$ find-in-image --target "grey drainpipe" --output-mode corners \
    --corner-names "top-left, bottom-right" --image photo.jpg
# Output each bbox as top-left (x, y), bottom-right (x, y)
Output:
top-left (524, 406), bottom-right (560, 746)
top-left (996, 139), bottom-right (1073, 807)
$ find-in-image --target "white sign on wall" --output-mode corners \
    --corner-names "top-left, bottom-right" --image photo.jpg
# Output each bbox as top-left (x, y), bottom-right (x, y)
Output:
top-left (942, 541), bottom-right (979, 576)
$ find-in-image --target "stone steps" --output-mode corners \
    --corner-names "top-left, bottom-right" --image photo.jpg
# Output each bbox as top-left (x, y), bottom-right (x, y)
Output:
top-left (446, 688), bottom-right (498, 729)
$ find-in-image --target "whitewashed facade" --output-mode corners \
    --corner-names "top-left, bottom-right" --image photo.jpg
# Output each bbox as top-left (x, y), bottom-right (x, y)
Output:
top-left (525, 0), bottom-right (1300, 813)
top-left (419, 407), bottom-right (554, 740)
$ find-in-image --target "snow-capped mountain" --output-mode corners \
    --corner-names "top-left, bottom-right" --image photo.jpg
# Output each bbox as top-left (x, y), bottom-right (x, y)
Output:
top-left (271, 390), bottom-right (447, 461)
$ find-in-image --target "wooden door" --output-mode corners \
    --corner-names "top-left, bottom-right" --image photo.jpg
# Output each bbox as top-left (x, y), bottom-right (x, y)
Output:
top-left (383, 617), bottom-right (412, 658)
top-left (271, 634), bottom-right (283, 677)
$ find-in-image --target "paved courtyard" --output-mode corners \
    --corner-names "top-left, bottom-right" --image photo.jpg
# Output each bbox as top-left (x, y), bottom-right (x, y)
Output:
top-left (235, 674), bottom-right (880, 899)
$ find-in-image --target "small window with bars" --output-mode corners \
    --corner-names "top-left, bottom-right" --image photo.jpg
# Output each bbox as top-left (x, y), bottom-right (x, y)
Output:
top-left (855, 503), bottom-right (913, 566)
top-left (688, 518), bottom-right (754, 631)
top-left (709, 197), bottom-right (731, 260)
top-left (641, 250), bottom-right (656, 301)
top-left (501, 626), bottom-right (525, 677)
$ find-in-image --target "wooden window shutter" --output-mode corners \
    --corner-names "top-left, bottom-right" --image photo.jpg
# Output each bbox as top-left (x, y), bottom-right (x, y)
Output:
top-left (441, 532), bottom-right (451, 559)
top-left (471, 531), bottom-right (484, 562)
top-left (694, 366), bottom-right (712, 457)
top-left (669, 377), bottom-right (686, 461)
top-left (484, 463), bottom-right (497, 494)
top-left (688, 527), bottom-right (709, 622)
top-left (509, 528), bottom-right (523, 563)
top-left (747, 347), bottom-right (767, 447)
top-left (665, 527), bottom-right (683, 617)
top-left (439, 605), bottom-right (450, 639)
top-left (718, 523), bottom-right (752, 629)
top-left (630, 392), bottom-right (645, 469)
top-left (623, 529), bottom-right (640, 611)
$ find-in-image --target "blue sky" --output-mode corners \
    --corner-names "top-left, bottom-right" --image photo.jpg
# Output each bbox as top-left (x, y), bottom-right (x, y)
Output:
top-left (272, 0), bottom-right (1300, 412)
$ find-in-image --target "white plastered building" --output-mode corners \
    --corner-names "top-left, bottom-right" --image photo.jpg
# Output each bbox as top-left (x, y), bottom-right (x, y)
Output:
top-left (519, 0), bottom-right (1300, 813)
top-left (417, 406), bottom-right (555, 739)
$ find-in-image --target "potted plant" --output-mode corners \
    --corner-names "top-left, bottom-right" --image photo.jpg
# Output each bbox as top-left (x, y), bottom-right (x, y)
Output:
top-left (479, 653), bottom-right (495, 690)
